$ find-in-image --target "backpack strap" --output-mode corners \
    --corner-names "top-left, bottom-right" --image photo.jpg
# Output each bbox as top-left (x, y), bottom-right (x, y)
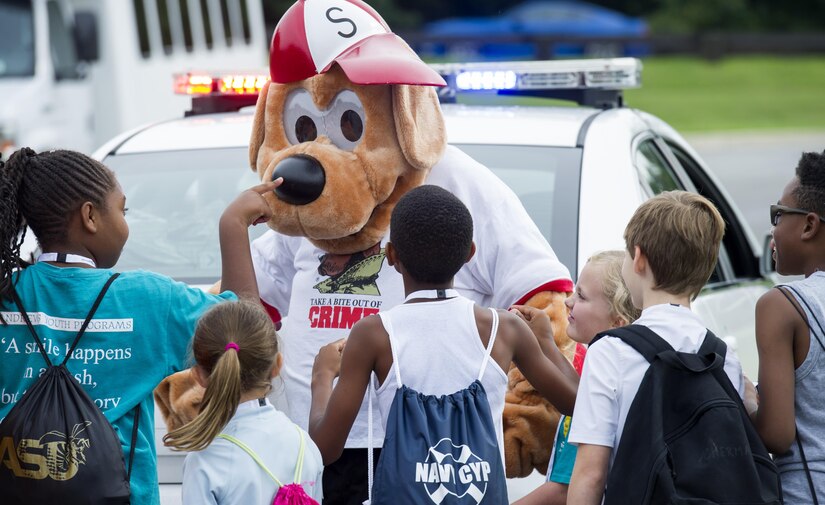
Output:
top-left (62, 273), bottom-right (120, 366)
top-left (218, 433), bottom-right (285, 487)
top-left (697, 329), bottom-right (727, 360)
top-left (10, 288), bottom-right (54, 365)
top-left (591, 324), bottom-right (673, 364)
top-left (127, 406), bottom-right (140, 481)
top-left (477, 308), bottom-right (500, 381)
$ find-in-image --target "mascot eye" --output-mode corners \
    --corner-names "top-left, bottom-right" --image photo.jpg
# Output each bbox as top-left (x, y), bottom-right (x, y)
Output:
top-left (283, 89), bottom-right (324, 146)
top-left (295, 116), bottom-right (318, 142)
top-left (325, 90), bottom-right (366, 151)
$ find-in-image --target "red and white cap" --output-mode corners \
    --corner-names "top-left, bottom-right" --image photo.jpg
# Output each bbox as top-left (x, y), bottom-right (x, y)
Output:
top-left (270, 0), bottom-right (446, 86)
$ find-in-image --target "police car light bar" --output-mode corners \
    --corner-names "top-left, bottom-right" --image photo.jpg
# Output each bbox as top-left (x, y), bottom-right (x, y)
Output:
top-left (429, 58), bottom-right (642, 108)
top-left (174, 72), bottom-right (269, 116)
top-left (174, 72), bottom-right (270, 96)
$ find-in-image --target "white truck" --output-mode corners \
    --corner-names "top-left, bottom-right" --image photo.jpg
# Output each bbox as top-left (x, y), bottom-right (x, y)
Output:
top-left (0, 0), bottom-right (268, 156)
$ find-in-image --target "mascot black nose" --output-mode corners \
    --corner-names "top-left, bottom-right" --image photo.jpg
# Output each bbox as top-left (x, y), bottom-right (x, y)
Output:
top-left (271, 155), bottom-right (326, 205)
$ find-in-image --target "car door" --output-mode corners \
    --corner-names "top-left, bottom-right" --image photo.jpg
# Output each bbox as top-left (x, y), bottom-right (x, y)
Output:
top-left (631, 133), bottom-right (768, 377)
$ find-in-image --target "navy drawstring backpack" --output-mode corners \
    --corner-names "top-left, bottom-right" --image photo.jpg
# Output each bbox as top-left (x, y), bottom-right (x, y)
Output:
top-left (367, 306), bottom-right (507, 505)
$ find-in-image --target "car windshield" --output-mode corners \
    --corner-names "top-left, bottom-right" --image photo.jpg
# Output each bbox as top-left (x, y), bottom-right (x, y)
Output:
top-left (105, 144), bottom-right (580, 284)
top-left (0, 0), bottom-right (35, 78)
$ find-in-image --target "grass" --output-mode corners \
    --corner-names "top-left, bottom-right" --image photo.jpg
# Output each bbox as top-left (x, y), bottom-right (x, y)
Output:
top-left (440, 56), bottom-right (825, 132)
top-left (625, 56), bottom-right (825, 132)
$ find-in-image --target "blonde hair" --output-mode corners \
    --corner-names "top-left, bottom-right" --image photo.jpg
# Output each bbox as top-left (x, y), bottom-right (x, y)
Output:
top-left (163, 300), bottom-right (279, 452)
top-left (624, 191), bottom-right (725, 299)
top-left (587, 250), bottom-right (641, 326)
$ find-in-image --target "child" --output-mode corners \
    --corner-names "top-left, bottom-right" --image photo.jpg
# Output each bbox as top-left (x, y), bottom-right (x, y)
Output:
top-left (166, 300), bottom-right (324, 504)
top-left (308, 185), bottom-right (579, 503)
top-left (567, 191), bottom-right (746, 504)
top-left (0, 148), bottom-right (277, 505)
top-left (513, 250), bottom-right (640, 505)
top-left (750, 150), bottom-right (825, 501)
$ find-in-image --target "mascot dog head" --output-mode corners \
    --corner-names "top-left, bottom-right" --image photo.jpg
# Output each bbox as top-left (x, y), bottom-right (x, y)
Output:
top-left (249, 0), bottom-right (447, 254)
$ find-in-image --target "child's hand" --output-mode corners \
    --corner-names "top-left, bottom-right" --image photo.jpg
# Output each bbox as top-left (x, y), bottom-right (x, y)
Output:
top-left (222, 178), bottom-right (282, 227)
top-left (510, 304), bottom-right (555, 343)
top-left (313, 338), bottom-right (346, 381)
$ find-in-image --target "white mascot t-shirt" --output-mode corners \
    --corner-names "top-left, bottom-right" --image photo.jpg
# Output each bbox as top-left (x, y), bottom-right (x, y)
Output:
top-left (252, 145), bottom-right (572, 448)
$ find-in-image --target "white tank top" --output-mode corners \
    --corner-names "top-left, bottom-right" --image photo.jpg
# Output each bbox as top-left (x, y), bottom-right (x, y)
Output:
top-left (374, 292), bottom-right (509, 462)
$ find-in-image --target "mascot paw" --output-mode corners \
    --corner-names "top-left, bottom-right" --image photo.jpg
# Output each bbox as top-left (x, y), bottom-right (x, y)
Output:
top-left (503, 365), bottom-right (560, 478)
top-left (153, 369), bottom-right (204, 432)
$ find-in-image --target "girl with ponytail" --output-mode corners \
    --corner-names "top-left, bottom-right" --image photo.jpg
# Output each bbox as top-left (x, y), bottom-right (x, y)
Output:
top-left (166, 300), bottom-right (323, 504)
top-left (0, 148), bottom-right (279, 505)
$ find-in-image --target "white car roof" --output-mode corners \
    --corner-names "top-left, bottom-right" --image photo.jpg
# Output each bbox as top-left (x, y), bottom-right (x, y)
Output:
top-left (106, 103), bottom-right (600, 155)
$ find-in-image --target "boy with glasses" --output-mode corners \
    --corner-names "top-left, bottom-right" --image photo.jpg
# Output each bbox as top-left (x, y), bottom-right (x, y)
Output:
top-left (751, 150), bottom-right (825, 503)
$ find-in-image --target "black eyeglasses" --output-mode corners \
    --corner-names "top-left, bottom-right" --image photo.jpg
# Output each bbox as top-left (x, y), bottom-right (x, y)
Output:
top-left (770, 204), bottom-right (825, 226)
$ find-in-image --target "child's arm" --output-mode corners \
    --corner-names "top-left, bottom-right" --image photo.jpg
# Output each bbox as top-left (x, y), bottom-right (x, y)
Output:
top-left (309, 315), bottom-right (382, 465)
top-left (511, 305), bottom-right (580, 385)
top-left (218, 179), bottom-right (281, 300)
top-left (504, 311), bottom-right (578, 415)
top-left (567, 444), bottom-right (610, 505)
top-left (753, 288), bottom-right (802, 454)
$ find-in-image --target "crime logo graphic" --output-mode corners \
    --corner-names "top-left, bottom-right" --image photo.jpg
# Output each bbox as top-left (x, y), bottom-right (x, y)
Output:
top-left (1, 421), bottom-right (93, 480)
top-left (314, 244), bottom-right (385, 295)
top-left (414, 438), bottom-right (493, 504)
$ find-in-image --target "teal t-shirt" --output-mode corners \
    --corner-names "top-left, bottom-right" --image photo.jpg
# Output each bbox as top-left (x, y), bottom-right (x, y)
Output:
top-left (0, 263), bottom-right (236, 505)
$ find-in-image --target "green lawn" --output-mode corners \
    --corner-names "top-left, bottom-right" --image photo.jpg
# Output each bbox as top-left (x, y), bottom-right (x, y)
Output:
top-left (443, 56), bottom-right (825, 132)
top-left (625, 56), bottom-right (825, 132)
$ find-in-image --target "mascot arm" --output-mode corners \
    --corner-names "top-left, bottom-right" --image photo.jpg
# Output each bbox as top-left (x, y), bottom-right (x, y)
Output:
top-left (503, 289), bottom-right (575, 478)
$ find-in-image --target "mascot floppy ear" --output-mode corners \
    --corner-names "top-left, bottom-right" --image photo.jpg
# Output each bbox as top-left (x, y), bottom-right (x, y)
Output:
top-left (393, 84), bottom-right (447, 171)
top-left (249, 80), bottom-right (271, 173)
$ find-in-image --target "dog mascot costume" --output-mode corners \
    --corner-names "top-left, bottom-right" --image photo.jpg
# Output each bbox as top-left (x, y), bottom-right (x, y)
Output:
top-left (156, 0), bottom-right (577, 499)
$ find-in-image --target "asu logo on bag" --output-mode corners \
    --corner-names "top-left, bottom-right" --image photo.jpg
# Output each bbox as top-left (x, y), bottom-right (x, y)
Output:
top-left (0, 421), bottom-right (93, 480)
top-left (414, 438), bottom-right (493, 504)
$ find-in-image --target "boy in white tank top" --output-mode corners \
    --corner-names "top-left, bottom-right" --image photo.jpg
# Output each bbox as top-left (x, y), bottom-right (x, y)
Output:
top-left (307, 185), bottom-right (579, 501)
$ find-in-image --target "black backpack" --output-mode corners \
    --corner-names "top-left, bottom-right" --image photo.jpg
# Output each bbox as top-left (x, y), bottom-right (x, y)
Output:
top-left (0, 273), bottom-right (140, 504)
top-left (591, 324), bottom-right (782, 505)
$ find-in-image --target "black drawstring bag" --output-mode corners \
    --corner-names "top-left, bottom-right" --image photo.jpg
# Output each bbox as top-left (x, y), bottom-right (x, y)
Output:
top-left (0, 273), bottom-right (140, 504)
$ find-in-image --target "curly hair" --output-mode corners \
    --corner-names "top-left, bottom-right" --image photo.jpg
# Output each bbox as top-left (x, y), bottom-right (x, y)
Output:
top-left (794, 150), bottom-right (825, 217)
top-left (0, 148), bottom-right (116, 304)
top-left (389, 185), bottom-right (473, 284)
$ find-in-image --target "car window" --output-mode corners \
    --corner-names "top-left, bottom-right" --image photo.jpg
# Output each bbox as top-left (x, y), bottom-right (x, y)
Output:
top-left (665, 142), bottom-right (760, 280)
top-left (106, 144), bottom-right (581, 285)
top-left (455, 144), bottom-right (581, 276)
top-left (104, 148), bottom-right (264, 284)
top-left (633, 138), bottom-right (728, 284)
top-left (47, 0), bottom-right (80, 80)
top-left (634, 139), bottom-right (681, 197)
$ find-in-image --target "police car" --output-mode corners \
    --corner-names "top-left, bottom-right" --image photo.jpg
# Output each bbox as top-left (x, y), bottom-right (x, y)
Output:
top-left (93, 58), bottom-right (770, 501)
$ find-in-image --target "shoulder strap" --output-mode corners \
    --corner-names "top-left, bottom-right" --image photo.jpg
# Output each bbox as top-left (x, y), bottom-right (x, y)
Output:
top-left (9, 273), bottom-right (120, 367)
top-left (377, 311), bottom-right (402, 386)
top-left (10, 288), bottom-right (53, 365)
top-left (697, 329), bottom-right (727, 360)
top-left (592, 324), bottom-right (673, 364)
top-left (777, 284), bottom-right (825, 353)
top-left (292, 425), bottom-right (306, 484)
top-left (62, 273), bottom-right (120, 366)
top-left (127, 405), bottom-right (140, 481)
top-left (775, 285), bottom-right (822, 504)
top-left (477, 308), bottom-right (500, 381)
top-left (218, 433), bottom-right (285, 487)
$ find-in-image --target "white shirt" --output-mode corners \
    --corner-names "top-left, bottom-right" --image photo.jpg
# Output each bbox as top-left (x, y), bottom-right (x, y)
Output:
top-left (182, 399), bottom-right (324, 504)
top-left (568, 304), bottom-right (745, 469)
top-left (252, 145), bottom-right (572, 447)
top-left (374, 295), bottom-right (509, 463)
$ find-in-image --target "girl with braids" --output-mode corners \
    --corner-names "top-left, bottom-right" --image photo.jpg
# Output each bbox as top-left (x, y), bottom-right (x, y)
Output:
top-left (166, 300), bottom-right (323, 504)
top-left (0, 148), bottom-right (279, 505)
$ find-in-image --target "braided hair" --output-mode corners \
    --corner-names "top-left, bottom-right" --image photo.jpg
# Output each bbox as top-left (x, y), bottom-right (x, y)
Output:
top-left (0, 148), bottom-right (117, 304)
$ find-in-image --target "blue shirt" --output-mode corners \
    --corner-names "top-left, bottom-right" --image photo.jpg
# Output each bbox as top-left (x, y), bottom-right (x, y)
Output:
top-left (0, 263), bottom-right (236, 505)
